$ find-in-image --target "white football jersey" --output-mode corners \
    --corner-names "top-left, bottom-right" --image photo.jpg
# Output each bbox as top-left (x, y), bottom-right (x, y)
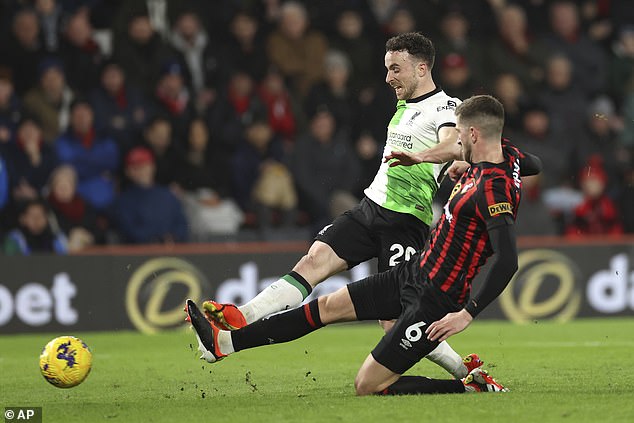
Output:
top-left (364, 88), bottom-right (461, 225)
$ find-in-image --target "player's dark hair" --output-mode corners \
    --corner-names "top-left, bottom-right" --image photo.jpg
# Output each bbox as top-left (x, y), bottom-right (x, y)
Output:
top-left (385, 32), bottom-right (435, 68)
top-left (455, 95), bottom-right (505, 138)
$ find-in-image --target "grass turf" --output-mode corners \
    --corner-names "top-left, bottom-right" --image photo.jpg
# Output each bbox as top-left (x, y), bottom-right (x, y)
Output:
top-left (1, 318), bottom-right (633, 423)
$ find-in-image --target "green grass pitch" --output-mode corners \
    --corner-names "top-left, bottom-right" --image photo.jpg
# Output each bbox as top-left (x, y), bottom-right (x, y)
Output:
top-left (2, 318), bottom-right (634, 423)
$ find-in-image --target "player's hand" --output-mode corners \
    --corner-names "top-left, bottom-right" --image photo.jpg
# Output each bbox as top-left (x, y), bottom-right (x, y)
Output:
top-left (447, 161), bottom-right (470, 181)
top-left (384, 150), bottom-right (424, 167)
top-left (426, 309), bottom-right (473, 342)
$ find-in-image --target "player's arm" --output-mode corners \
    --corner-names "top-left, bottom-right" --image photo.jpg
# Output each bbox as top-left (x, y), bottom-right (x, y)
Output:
top-left (425, 222), bottom-right (518, 342)
top-left (448, 143), bottom-right (543, 182)
top-left (464, 221), bottom-right (518, 317)
top-left (447, 150), bottom-right (542, 183)
top-left (520, 151), bottom-right (542, 176)
top-left (503, 138), bottom-right (543, 176)
top-left (384, 126), bottom-right (460, 166)
top-left (446, 160), bottom-right (471, 181)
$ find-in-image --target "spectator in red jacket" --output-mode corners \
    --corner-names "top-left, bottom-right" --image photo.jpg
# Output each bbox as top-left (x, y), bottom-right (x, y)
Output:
top-left (258, 67), bottom-right (298, 143)
top-left (152, 60), bottom-right (195, 141)
top-left (566, 157), bottom-right (623, 236)
top-left (209, 70), bottom-right (267, 153)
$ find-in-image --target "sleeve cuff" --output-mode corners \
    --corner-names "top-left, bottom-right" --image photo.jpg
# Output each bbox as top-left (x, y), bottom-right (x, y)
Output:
top-left (464, 300), bottom-right (479, 318)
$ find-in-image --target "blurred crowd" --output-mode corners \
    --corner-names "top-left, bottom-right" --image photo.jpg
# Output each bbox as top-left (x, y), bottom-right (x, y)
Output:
top-left (0, 0), bottom-right (633, 254)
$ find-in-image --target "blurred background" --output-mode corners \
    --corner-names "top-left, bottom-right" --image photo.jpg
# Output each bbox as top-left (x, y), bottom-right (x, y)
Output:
top-left (0, 0), bottom-right (633, 334)
top-left (0, 0), bottom-right (632, 251)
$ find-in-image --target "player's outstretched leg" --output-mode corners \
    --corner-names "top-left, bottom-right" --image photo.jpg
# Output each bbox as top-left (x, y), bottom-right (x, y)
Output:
top-left (377, 367), bottom-right (507, 395)
top-left (208, 242), bottom-right (347, 326)
top-left (188, 287), bottom-right (356, 363)
top-left (378, 375), bottom-right (466, 395)
top-left (202, 308), bottom-right (481, 380)
top-left (202, 271), bottom-right (313, 329)
top-left (201, 305), bottom-right (481, 379)
top-left (200, 271), bottom-right (309, 330)
top-left (238, 270), bottom-right (315, 324)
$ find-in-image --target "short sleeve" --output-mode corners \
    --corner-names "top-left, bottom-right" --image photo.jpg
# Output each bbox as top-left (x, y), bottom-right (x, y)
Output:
top-left (434, 98), bottom-right (459, 132)
top-left (477, 176), bottom-right (516, 230)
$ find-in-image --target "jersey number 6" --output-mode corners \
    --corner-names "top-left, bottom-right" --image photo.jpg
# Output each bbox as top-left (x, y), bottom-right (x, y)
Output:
top-left (405, 321), bottom-right (427, 342)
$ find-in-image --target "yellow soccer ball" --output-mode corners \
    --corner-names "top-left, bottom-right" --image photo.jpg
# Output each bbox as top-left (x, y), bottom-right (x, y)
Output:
top-left (39, 336), bottom-right (92, 388)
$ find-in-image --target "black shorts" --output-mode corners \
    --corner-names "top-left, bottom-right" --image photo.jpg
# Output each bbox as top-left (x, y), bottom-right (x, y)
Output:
top-left (314, 197), bottom-right (429, 272)
top-left (347, 257), bottom-right (462, 374)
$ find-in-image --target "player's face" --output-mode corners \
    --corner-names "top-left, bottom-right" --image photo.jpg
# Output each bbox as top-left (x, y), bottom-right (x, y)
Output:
top-left (385, 50), bottom-right (420, 100)
top-left (456, 120), bottom-right (473, 163)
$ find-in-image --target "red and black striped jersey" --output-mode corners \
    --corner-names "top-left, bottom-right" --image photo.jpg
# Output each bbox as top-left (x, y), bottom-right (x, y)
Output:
top-left (419, 140), bottom-right (523, 304)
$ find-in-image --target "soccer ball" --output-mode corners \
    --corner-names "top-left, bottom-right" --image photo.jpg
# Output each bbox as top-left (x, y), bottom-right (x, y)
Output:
top-left (39, 336), bottom-right (92, 388)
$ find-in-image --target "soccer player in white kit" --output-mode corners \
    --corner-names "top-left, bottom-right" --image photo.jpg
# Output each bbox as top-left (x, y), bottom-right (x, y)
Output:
top-left (201, 33), bottom-right (475, 379)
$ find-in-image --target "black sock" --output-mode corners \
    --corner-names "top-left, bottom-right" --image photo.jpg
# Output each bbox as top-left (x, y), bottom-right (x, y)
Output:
top-left (232, 299), bottom-right (324, 352)
top-left (379, 376), bottom-right (465, 395)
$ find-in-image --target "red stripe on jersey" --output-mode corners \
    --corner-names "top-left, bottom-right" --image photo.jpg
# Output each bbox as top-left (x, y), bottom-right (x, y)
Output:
top-left (421, 215), bottom-right (444, 268)
top-left (303, 304), bottom-right (317, 328)
top-left (504, 177), bottom-right (518, 219)
top-left (441, 218), bottom-right (478, 291)
top-left (428, 181), bottom-right (478, 280)
top-left (458, 219), bottom-right (491, 302)
top-left (463, 233), bottom-right (490, 292)
top-left (458, 276), bottom-right (470, 304)
top-left (484, 177), bottom-right (496, 214)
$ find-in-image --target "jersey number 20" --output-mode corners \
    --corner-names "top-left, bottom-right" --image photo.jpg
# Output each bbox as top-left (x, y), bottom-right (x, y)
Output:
top-left (389, 243), bottom-right (416, 266)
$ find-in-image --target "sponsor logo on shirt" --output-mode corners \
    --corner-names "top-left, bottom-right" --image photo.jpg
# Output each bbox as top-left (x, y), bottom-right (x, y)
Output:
top-left (443, 182), bottom-right (462, 221)
top-left (488, 202), bottom-right (512, 216)
top-left (461, 180), bottom-right (475, 193)
top-left (399, 338), bottom-right (412, 350)
top-left (387, 131), bottom-right (413, 149)
top-left (405, 111), bottom-right (421, 127)
top-left (437, 100), bottom-right (457, 112)
top-left (318, 224), bottom-right (333, 236)
top-left (512, 159), bottom-right (521, 189)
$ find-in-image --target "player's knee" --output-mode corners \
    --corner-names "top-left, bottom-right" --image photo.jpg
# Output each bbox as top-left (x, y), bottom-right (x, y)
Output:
top-left (297, 250), bottom-right (321, 273)
top-left (297, 246), bottom-right (327, 273)
top-left (354, 374), bottom-right (379, 396)
top-left (295, 243), bottom-right (343, 282)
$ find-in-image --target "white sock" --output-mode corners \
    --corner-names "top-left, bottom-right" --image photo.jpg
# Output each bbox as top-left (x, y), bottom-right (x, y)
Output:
top-left (425, 341), bottom-right (466, 378)
top-left (238, 277), bottom-right (306, 324)
top-left (217, 330), bottom-right (234, 355)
